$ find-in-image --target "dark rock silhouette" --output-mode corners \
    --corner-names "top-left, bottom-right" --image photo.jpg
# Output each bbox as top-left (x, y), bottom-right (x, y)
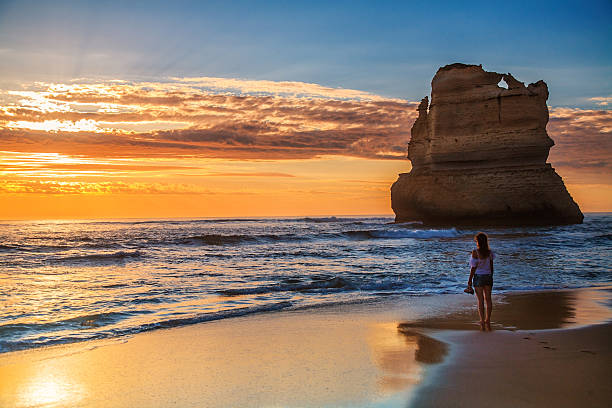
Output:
top-left (391, 63), bottom-right (583, 226)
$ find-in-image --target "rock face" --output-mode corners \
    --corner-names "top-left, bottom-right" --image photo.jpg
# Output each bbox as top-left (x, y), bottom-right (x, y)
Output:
top-left (391, 63), bottom-right (583, 226)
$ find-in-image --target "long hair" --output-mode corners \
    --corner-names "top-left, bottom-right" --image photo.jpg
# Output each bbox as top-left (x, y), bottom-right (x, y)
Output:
top-left (475, 232), bottom-right (490, 258)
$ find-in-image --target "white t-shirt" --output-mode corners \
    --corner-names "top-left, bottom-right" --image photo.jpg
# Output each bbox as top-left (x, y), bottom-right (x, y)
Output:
top-left (470, 250), bottom-right (495, 275)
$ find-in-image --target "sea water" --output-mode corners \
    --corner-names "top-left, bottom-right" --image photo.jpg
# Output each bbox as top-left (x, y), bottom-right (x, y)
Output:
top-left (1, 214), bottom-right (610, 353)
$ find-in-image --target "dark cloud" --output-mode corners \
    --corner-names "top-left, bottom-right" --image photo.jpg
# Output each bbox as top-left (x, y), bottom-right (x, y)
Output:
top-left (547, 108), bottom-right (612, 184)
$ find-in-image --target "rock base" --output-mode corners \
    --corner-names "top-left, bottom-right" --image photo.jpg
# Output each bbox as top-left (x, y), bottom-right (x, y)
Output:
top-left (391, 164), bottom-right (583, 226)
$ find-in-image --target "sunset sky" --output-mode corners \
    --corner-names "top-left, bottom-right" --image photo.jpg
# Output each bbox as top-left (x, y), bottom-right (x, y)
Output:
top-left (0, 0), bottom-right (610, 219)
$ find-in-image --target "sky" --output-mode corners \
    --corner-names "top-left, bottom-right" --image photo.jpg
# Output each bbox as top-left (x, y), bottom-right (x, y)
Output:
top-left (0, 0), bottom-right (610, 219)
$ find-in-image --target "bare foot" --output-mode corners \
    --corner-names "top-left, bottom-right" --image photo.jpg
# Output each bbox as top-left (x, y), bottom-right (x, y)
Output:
top-left (479, 321), bottom-right (485, 331)
top-left (485, 320), bottom-right (491, 331)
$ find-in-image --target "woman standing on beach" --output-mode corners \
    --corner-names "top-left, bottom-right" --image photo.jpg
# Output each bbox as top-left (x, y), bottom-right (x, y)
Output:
top-left (467, 232), bottom-right (495, 331)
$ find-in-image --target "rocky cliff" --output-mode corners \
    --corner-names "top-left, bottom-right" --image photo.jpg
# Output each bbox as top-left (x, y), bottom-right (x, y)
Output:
top-left (391, 63), bottom-right (583, 226)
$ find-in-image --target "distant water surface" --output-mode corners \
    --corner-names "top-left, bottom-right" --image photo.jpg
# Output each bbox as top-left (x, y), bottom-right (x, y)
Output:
top-left (1, 214), bottom-right (610, 353)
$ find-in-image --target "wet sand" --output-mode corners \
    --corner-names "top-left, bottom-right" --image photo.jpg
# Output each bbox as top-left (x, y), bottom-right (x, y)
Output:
top-left (408, 323), bottom-right (612, 408)
top-left (403, 287), bottom-right (612, 407)
top-left (0, 295), bottom-right (465, 408)
top-left (0, 288), bottom-right (610, 407)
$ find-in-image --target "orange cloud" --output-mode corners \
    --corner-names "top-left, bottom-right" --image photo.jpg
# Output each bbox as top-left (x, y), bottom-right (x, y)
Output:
top-left (0, 79), bottom-right (416, 160)
top-left (0, 180), bottom-right (211, 195)
top-left (203, 172), bottom-right (295, 177)
top-left (547, 107), bottom-right (612, 185)
top-left (587, 96), bottom-right (612, 107)
top-left (2, 80), bottom-right (608, 169)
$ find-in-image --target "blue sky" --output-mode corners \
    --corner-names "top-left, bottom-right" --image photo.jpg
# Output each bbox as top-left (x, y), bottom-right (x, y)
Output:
top-left (0, 0), bottom-right (610, 107)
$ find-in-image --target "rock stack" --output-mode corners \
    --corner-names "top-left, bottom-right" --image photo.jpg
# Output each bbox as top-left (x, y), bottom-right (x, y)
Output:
top-left (391, 63), bottom-right (583, 226)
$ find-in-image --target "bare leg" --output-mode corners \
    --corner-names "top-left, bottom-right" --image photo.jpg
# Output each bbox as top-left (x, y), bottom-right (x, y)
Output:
top-left (484, 285), bottom-right (493, 331)
top-left (475, 287), bottom-right (485, 331)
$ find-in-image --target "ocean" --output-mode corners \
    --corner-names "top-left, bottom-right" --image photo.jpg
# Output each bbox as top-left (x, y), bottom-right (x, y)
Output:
top-left (1, 214), bottom-right (610, 354)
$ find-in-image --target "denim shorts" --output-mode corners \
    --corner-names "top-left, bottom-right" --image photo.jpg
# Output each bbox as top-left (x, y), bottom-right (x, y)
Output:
top-left (473, 274), bottom-right (493, 287)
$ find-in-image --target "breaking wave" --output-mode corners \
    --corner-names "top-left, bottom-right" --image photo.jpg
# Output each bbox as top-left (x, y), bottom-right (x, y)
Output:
top-left (343, 228), bottom-right (460, 239)
top-left (0, 302), bottom-right (294, 353)
top-left (179, 233), bottom-right (300, 246)
top-left (55, 251), bottom-right (142, 263)
top-left (218, 276), bottom-right (407, 296)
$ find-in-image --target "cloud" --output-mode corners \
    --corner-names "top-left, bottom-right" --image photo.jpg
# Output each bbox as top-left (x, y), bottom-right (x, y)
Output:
top-left (588, 96), bottom-right (612, 106)
top-left (0, 151), bottom-right (204, 178)
top-left (547, 107), bottom-right (612, 184)
top-left (0, 161), bottom-right (200, 174)
top-left (170, 76), bottom-right (400, 101)
top-left (0, 180), bottom-right (210, 195)
top-left (0, 78), bottom-right (416, 160)
top-left (0, 78), bottom-right (609, 179)
top-left (203, 172), bottom-right (295, 177)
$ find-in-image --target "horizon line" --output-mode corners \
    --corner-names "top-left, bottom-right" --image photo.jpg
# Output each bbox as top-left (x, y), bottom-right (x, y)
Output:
top-left (2, 212), bottom-right (611, 223)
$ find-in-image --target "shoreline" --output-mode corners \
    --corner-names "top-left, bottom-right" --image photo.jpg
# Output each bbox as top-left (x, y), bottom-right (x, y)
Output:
top-left (2, 284), bottom-right (608, 356)
top-left (1, 286), bottom-right (611, 407)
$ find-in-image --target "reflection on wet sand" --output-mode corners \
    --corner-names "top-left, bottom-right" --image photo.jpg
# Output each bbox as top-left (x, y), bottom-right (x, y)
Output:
top-left (412, 331), bottom-right (447, 364)
top-left (5, 352), bottom-right (86, 408)
top-left (0, 309), bottom-right (444, 408)
top-left (405, 287), bottom-right (612, 408)
top-left (398, 287), bottom-right (612, 332)
top-left (367, 323), bottom-right (447, 395)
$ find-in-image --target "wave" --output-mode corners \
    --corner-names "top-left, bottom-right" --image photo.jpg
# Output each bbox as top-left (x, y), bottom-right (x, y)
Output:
top-left (486, 232), bottom-right (544, 238)
top-left (0, 241), bottom-right (124, 253)
top-left (100, 283), bottom-right (129, 289)
top-left (179, 233), bottom-right (300, 246)
top-left (62, 311), bottom-right (130, 327)
top-left (55, 250), bottom-right (141, 263)
top-left (0, 242), bottom-right (78, 252)
top-left (129, 296), bottom-right (166, 304)
top-left (218, 276), bottom-right (408, 297)
top-left (343, 228), bottom-right (460, 240)
top-left (395, 221), bottom-right (424, 226)
top-left (178, 228), bottom-right (460, 247)
top-left (0, 301), bottom-right (293, 353)
top-left (38, 218), bottom-right (264, 227)
top-left (181, 234), bottom-right (253, 245)
top-left (296, 216), bottom-right (379, 224)
top-left (219, 276), bottom-right (353, 296)
top-left (587, 233), bottom-right (612, 244)
top-left (0, 311), bottom-right (129, 338)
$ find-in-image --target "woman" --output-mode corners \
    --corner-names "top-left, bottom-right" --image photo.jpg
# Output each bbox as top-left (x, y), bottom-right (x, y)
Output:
top-left (467, 232), bottom-right (495, 331)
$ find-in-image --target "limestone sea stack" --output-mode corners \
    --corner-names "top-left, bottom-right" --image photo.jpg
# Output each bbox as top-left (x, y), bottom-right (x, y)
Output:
top-left (391, 63), bottom-right (583, 226)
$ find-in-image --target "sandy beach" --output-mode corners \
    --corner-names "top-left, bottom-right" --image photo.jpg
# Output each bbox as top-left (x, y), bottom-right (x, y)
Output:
top-left (1, 287), bottom-right (611, 407)
top-left (409, 323), bottom-right (612, 408)
top-left (404, 287), bottom-right (612, 407)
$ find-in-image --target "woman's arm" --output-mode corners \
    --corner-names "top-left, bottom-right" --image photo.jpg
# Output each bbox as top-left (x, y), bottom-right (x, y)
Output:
top-left (468, 250), bottom-right (478, 286)
top-left (468, 266), bottom-right (476, 287)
